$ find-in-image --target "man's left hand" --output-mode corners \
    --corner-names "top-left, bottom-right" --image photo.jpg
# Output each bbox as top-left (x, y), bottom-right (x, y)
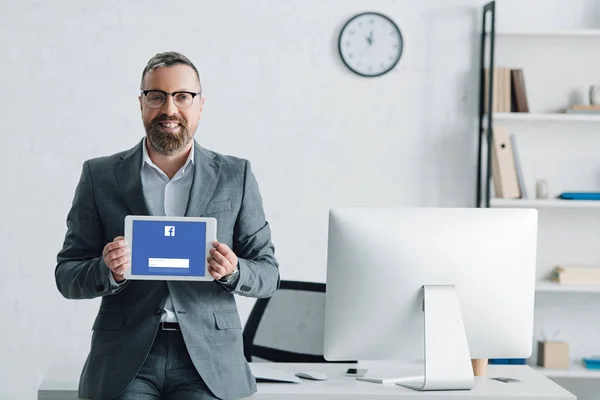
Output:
top-left (207, 240), bottom-right (238, 280)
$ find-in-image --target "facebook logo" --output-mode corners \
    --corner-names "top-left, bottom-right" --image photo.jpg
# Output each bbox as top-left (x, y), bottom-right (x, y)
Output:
top-left (164, 226), bottom-right (175, 237)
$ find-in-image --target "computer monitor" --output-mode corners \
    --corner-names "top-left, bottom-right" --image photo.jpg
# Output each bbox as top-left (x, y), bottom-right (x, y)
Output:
top-left (323, 207), bottom-right (537, 391)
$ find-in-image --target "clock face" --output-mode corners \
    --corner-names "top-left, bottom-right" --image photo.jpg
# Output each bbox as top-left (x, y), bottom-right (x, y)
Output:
top-left (338, 12), bottom-right (403, 77)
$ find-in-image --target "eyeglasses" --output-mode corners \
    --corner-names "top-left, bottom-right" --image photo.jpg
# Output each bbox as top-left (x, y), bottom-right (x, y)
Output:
top-left (141, 90), bottom-right (201, 109)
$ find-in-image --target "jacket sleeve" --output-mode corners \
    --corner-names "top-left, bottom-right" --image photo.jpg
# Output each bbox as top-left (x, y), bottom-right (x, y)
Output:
top-left (55, 161), bottom-right (126, 299)
top-left (222, 160), bottom-right (280, 298)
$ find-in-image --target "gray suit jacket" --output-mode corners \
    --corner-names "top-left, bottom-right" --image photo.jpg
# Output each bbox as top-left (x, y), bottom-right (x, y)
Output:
top-left (55, 139), bottom-right (280, 400)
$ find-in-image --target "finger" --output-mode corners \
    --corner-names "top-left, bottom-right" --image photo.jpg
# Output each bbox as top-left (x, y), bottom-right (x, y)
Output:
top-left (110, 247), bottom-right (130, 260)
top-left (208, 257), bottom-right (228, 275)
top-left (109, 257), bottom-right (129, 273)
top-left (208, 264), bottom-right (223, 280)
top-left (214, 242), bottom-right (237, 266)
top-left (105, 247), bottom-right (130, 264)
top-left (213, 241), bottom-right (231, 257)
top-left (208, 258), bottom-right (228, 277)
top-left (213, 242), bottom-right (238, 269)
top-left (109, 255), bottom-right (130, 271)
top-left (105, 239), bottom-right (127, 255)
top-left (112, 263), bottom-right (129, 276)
top-left (102, 243), bottom-right (112, 258)
top-left (109, 238), bottom-right (127, 249)
top-left (209, 248), bottom-right (230, 267)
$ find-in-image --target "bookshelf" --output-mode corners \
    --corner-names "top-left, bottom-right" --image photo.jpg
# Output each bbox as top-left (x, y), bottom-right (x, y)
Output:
top-left (489, 112), bottom-right (600, 123)
top-left (534, 362), bottom-right (600, 379)
top-left (478, 2), bottom-right (600, 397)
top-left (536, 281), bottom-right (600, 294)
top-left (490, 198), bottom-right (600, 209)
top-left (495, 30), bottom-right (600, 38)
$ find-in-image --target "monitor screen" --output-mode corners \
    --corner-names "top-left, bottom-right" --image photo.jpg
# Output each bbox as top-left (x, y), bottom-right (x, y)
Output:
top-left (323, 207), bottom-right (537, 362)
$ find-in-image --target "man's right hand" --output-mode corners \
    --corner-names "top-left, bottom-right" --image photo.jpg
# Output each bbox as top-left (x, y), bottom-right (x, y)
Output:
top-left (102, 236), bottom-right (130, 283)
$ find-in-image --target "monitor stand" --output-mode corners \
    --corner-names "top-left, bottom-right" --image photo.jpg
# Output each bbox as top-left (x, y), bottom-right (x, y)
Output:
top-left (357, 285), bottom-right (474, 391)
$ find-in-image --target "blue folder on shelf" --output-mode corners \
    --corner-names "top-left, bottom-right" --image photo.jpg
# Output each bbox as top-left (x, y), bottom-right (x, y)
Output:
top-left (583, 357), bottom-right (600, 370)
top-left (557, 192), bottom-right (600, 201)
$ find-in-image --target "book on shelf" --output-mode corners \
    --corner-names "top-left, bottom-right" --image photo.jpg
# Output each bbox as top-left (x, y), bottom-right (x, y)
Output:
top-left (510, 69), bottom-right (529, 112)
top-left (510, 134), bottom-right (527, 199)
top-left (490, 125), bottom-right (521, 199)
top-left (553, 264), bottom-right (600, 285)
top-left (484, 67), bottom-right (529, 113)
top-left (565, 104), bottom-right (600, 114)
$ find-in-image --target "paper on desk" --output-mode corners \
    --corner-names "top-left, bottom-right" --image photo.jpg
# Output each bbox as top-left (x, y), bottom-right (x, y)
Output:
top-left (249, 364), bottom-right (302, 383)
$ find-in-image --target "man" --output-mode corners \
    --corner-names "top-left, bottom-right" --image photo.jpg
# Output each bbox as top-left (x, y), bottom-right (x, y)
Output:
top-left (55, 52), bottom-right (280, 400)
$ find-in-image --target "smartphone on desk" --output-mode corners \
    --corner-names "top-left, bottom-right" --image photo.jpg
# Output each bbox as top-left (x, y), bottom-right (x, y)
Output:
top-left (345, 368), bottom-right (368, 377)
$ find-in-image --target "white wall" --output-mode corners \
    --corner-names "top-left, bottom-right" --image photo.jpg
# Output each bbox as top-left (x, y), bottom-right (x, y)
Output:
top-left (0, 0), bottom-right (597, 398)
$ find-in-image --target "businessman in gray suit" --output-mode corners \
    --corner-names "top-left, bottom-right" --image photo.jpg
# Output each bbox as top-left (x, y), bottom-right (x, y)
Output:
top-left (55, 52), bottom-right (280, 400)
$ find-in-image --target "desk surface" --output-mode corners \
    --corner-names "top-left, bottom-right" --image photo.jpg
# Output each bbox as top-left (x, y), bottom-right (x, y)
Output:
top-left (38, 361), bottom-right (575, 400)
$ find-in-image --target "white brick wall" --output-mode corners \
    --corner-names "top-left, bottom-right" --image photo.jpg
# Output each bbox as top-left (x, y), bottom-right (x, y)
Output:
top-left (1, 0), bottom-right (598, 398)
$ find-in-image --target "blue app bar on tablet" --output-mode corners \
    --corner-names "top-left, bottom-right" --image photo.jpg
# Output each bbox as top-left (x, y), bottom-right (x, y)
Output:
top-left (131, 220), bottom-right (207, 277)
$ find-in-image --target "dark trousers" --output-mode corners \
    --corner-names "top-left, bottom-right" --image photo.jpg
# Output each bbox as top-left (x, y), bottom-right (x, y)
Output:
top-left (116, 327), bottom-right (218, 400)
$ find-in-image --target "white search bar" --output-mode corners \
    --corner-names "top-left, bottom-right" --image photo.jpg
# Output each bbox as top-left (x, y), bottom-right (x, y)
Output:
top-left (148, 258), bottom-right (190, 269)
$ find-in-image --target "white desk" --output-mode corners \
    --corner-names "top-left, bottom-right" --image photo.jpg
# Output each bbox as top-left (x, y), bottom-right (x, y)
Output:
top-left (38, 361), bottom-right (575, 400)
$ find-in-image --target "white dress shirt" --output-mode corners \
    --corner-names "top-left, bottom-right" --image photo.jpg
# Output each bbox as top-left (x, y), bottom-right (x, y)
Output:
top-left (141, 138), bottom-right (195, 323)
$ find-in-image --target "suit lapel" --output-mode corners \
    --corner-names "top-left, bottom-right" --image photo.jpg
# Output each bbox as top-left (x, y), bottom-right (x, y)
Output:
top-left (185, 141), bottom-right (220, 217)
top-left (115, 139), bottom-right (150, 216)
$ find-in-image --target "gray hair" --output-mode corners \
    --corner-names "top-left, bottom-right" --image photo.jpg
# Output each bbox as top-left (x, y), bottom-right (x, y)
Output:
top-left (140, 51), bottom-right (202, 92)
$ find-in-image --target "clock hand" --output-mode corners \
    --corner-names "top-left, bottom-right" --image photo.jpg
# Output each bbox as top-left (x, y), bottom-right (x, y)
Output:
top-left (365, 30), bottom-right (374, 45)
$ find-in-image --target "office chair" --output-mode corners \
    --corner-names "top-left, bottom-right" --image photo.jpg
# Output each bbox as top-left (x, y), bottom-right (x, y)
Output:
top-left (243, 280), bottom-right (354, 363)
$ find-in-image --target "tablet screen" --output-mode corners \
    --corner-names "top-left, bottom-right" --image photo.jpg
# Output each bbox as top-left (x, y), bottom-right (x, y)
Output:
top-left (131, 220), bottom-right (207, 277)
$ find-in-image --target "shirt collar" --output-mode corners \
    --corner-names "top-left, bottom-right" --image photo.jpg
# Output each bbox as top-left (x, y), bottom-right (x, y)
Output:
top-left (142, 138), bottom-right (195, 174)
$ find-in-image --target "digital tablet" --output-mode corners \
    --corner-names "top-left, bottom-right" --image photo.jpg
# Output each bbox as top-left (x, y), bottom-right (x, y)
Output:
top-left (123, 215), bottom-right (217, 281)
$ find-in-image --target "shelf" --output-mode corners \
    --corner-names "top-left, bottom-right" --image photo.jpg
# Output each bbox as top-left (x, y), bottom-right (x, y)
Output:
top-left (487, 30), bottom-right (600, 38)
top-left (536, 281), bottom-right (600, 294)
top-left (490, 199), bottom-right (600, 209)
top-left (533, 362), bottom-right (600, 379)
top-left (484, 113), bottom-right (600, 124)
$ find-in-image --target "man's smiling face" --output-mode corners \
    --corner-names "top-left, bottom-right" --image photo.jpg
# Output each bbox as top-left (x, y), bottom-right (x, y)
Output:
top-left (139, 64), bottom-right (204, 155)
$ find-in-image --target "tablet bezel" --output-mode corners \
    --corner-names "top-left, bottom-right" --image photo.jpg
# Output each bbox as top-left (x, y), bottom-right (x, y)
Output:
top-left (123, 215), bottom-right (217, 281)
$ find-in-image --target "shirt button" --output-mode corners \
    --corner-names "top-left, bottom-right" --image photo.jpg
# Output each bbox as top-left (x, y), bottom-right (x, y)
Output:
top-left (154, 308), bottom-right (163, 315)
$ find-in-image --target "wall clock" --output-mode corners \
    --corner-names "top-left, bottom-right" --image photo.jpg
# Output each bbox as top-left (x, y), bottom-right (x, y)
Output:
top-left (338, 12), bottom-right (403, 77)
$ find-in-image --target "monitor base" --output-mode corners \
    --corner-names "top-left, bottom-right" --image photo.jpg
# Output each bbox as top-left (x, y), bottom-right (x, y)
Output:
top-left (357, 286), bottom-right (475, 391)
